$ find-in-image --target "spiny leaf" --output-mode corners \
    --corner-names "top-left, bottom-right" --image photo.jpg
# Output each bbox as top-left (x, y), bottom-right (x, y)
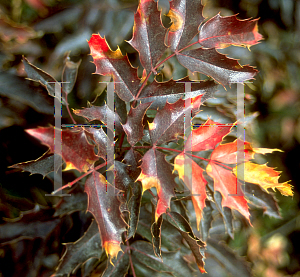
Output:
top-left (233, 162), bottom-right (293, 196)
top-left (176, 48), bottom-right (258, 86)
top-left (22, 57), bottom-right (67, 105)
top-left (166, 212), bottom-right (206, 273)
top-left (85, 127), bottom-right (109, 160)
top-left (137, 148), bottom-right (177, 221)
top-left (73, 103), bottom-right (123, 135)
top-left (137, 77), bottom-right (218, 110)
top-left (88, 34), bottom-right (140, 102)
top-left (174, 152), bottom-right (208, 230)
top-left (9, 151), bottom-right (61, 177)
top-left (209, 139), bottom-right (255, 164)
top-left (123, 102), bottom-right (152, 146)
top-left (84, 171), bottom-right (127, 263)
top-left (128, 0), bottom-right (167, 74)
top-left (61, 52), bottom-right (81, 94)
top-left (199, 13), bottom-right (263, 49)
top-left (206, 162), bottom-right (251, 224)
top-left (245, 182), bottom-right (281, 219)
top-left (122, 148), bottom-right (142, 181)
top-left (26, 127), bottom-right (98, 172)
top-left (127, 182), bottom-right (143, 239)
top-left (131, 240), bottom-right (195, 276)
top-left (186, 118), bottom-right (233, 151)
top-left (206, 238), bottom-right (252, 277)
top-left (54, 220), bottom-right (103, 277)
top-left (151, 215), bottom-right (163, 258)
top-left (102, 245), bottom-right (129, 277)
top-left (166, 0), bottom-right (204, 51)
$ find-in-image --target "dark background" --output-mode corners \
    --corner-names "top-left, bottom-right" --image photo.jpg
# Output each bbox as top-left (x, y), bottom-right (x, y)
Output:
top-left (0, 0), bottom-right (299, 276)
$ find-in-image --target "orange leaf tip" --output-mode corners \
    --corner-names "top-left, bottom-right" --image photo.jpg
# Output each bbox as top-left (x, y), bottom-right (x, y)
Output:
top-left (103, 241), bottom-right (123, 265)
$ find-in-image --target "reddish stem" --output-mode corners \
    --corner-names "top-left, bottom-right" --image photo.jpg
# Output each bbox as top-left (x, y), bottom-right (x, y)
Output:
top-left (51, 162), bottom-right (107, 194)
top-left (64, 90), bottom-right (76, 124)
top-left (126, 238), bottom-right (136, 277)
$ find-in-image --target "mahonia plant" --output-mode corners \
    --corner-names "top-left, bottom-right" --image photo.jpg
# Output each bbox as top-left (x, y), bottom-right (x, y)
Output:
top-left (11, 0), bottom-right (293, 275)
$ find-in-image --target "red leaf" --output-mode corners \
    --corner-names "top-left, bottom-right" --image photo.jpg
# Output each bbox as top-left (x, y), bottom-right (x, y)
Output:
top-left (88, 34), bottom-right (140, 102)
top-left (199, 13), bottom-right (263, 49)
top-left (26, 127), bottom-right (98, 172)
top-left (137, 149), bottom-right (176, 221)
top-left (84, 171), bottom-right (127, 263)
top-left (174, 153), bottom-right (207, 229)
top-left (128, 0), bottom-right (167, 74)
top-left (177, 48), bottom-right (258, 86)
top-left (73, 103), bottom-right (123, 135)
top-left (206, 162), bottom-right (251, 224)
top-left (122, 102), bottom-right (152, 146)
top-left (85, 127), bottom-right (110, 160)
top-left (210, 139), bottom-right (255, 164)
top-left (186, 118), bottom-right (233, 151)
top-left (166, 0), bottom-right (204, 51)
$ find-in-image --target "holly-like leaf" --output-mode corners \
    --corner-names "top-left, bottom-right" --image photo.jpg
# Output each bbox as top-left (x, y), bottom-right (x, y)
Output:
top-left (128, 0), bottom-right (167, 74)
top-left (166, 0), bottom-right (204, 51)
top-left (176, 48), bottom-right (258, 86)
top-left (85, 127), bottom-right (109, 160)
top-left (22, 57), bottom-right (67, 105)
top-left (9, 151), bottom-right (61, 177)
top-left (174, 152), bottom-right (207, 230)
top-left (73, 103), bottom-right (123, 135)
top-left (166, 212), bottom-right (206, 273)
top-left (127, 182), bottom-right (143, 239)
top-left (137, 148), bottom-right (177, 221)
top-left (84, 171), bottom-right (127, 263)
top-left (208, 139), bottom-right (255, 164)
top-left (123, 102), bottom-right (152, 146)
top-left (88, 34), bottom-right (140, 102)
top-left (137, 78), bottom-right (218, 110)
top-left (245, 183), bottom-right (281, 219)
top-left (186, 118), bottom-right (233, 151)
top-left (199, 13), bottom-right (263, 49)
top-left (61, 52), bottom-right (81, 94)
top-left (206, 238), bottom-right (252, 277)
top-left (122, 148), bottom-right (142, 181)
top-left (54, 220), bottom-right (103, 277)
top-left (233, 162), bottom-right (293, 196)
top-left (131, 240), bottom-right (195, 276)
top-left (151, 214), bottom-right (163, 258)
top-left (206, 162), bottom-right (251, 224)
top-left (26, 127), bottom-right (98, 172)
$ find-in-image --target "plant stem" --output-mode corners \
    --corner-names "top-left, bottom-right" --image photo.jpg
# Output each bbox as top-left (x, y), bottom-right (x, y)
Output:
top-left (51, 162), bottom-right (107, 194)
top-left (126, 238), bottom-right (136, 277)
top-left (64, 90), bottom-right (76, 124)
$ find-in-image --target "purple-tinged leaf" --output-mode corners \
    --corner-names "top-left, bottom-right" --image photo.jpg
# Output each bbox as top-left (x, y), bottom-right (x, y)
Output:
top-left (9, 151), bottom-right (61, 178)
top-left (85, 171), bottom-right (127, 263)
top-left (177, 48), bottom-right (258, 86)
top-left (167, 212), bottom-right (206, 273)
top-left (199, 13), bottom-right (263, 49)
top-left (128, 0), bottom-right (167, 74)
top-left (88, 34), bottom-right (140, 102)
top-left (22, 57), bottom-right (67, 105)
top-left (26, 127), bottom-right (98, 173)
top-left (54, 220), bottom-right (102, 276)
top-left (137, 148), bottom-right (176, 221)
top-left (85, 127), bottom-right (109, 160)
top-left (166, 0), bottom-right (204, 51)
top-left (123, 102), bottom-right (151, 146)
top-left (62, 52), bottom-right (81, 94)
top-left (137, 77), bottom-right (218, 109)
top-left (73, 104), bottom-right (123, 135)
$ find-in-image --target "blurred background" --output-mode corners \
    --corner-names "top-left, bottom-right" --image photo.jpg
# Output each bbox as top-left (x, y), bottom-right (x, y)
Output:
top-left (0, 0), bottom-right (299, 276)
